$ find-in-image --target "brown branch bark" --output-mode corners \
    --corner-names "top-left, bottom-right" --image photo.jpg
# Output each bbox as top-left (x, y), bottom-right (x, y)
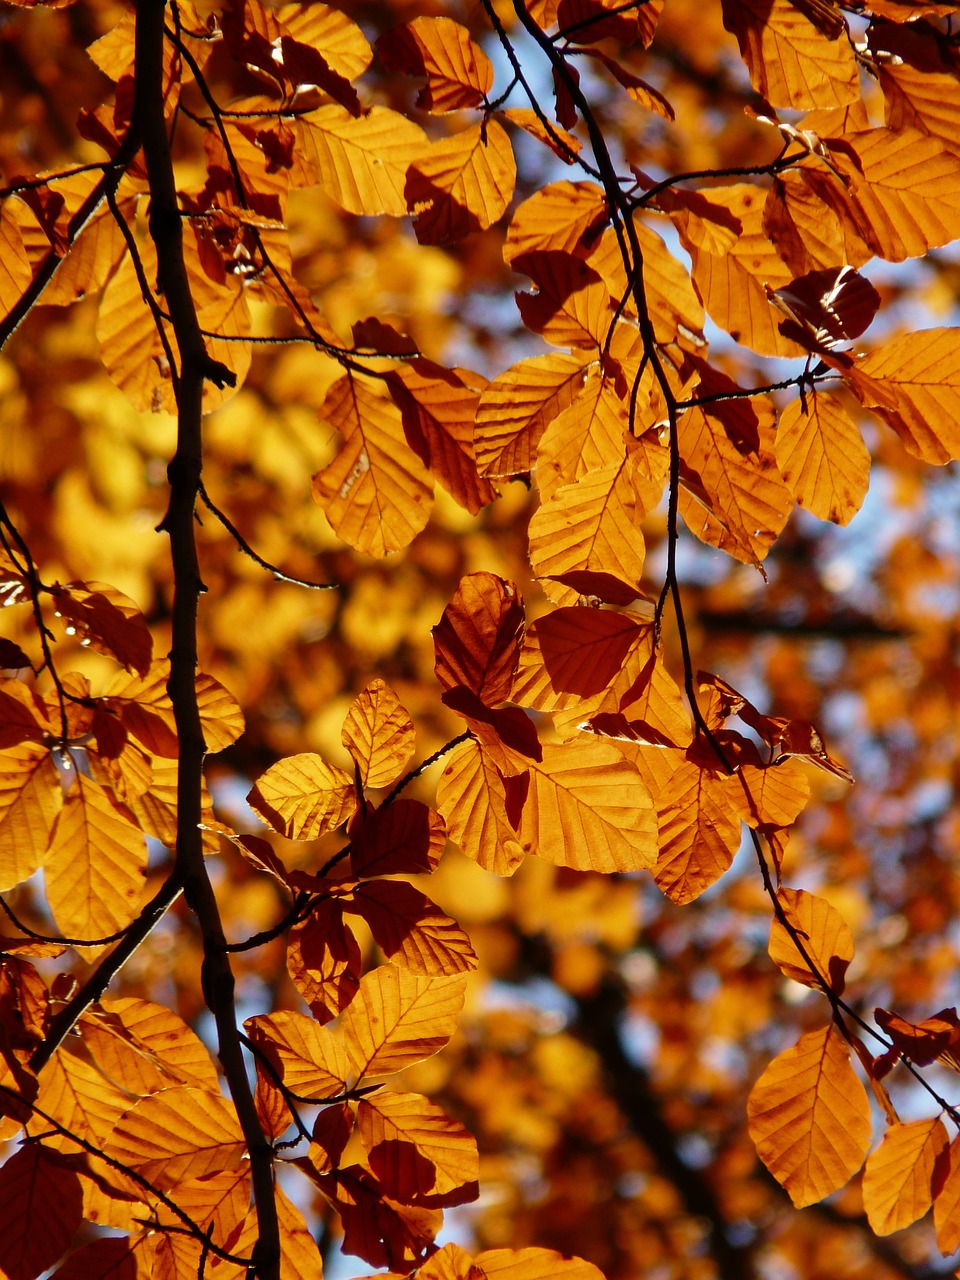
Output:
top-left (133, 4), bottom-right (279, 1277)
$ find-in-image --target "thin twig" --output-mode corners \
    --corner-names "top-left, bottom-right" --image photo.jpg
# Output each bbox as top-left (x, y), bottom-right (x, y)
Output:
top-left (198, 483), bottom-right (335, 590)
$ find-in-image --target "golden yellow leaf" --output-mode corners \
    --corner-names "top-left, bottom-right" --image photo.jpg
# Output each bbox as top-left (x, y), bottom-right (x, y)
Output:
top-left (475, 353), bottom-right (588, 477)
top-left (341, 967), bottom-right (468, 1078)
top-left (407, 119), bottom-right (516, 244)
top-left (45, 774), bottom-right (147, 941)
top-left (245, 1010), bottom-right (348, 1099)
top-left (721, 0), bottom-right (860, 109)
top-left (35, 1044), bottom-right (131, 1149)
top-left (0, 744), bottom-right (61, 892)
top-left (357, 1090), bottom-right (479, 1205)
top-left (435, 738), bottom-right (527, 876)
top-left (863, 1117), bottom-right (949, 1235)
top-left (843, 328), bottom-right (960, 464)
top-left (105, 1086), bottom-right (247, 1189)
top-left (0, 203), bottom-right (33, 323)
top-left (747, 1024), bottom-right (872, 1207)
top-left (535, 367), bottom-right (630, 492)
top-left (96, 245), bottom-right (175, 414)
top-left (247, 752), bottom-right (356, 839)
top-left (768, 887), bottom-right (855, 993)
top-left (312, 372), bottom-right (433, 557)
top-left (79, 996), bottom-right (221, 1095)
top-left (518, 741), bottom-right (658, 873)
top-left (196, 671), bottom-right (245, 752)
top-left (297, 105), bottom-right (427, 217)
top-left (499, 108), bottom-right (583, 162)
top-left (775, 391), bottom-right (870, 525)
top-left (513, 251), bottom-right (613, 351)
top-left (342, 678), bottom-right (416, 789)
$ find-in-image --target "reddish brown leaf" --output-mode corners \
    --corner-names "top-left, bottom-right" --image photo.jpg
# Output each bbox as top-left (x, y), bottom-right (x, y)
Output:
top-left (377, 18), bottom-right (493, 113)
top-left (433, 572), bottom-right (524, 706)
top-left (349, 800), bottom-right (445, 877)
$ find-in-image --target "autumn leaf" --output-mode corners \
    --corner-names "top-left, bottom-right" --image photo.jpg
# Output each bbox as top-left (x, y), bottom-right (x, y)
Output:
top-left (341, 967), bottom-right (468, 1078)
top-left (474, 352), bottom-right (588, 477)
top-left (377, 18), bottom-right (493, 113)
top-left (296, 105), bottom-right (427, 217)
top-left (342, 678), bottom-right (416, 789)
top-left (862, 1117), bottom-right (949, 1235)
top-left (245, 1010), bottom-right (348, 1100)
top-left (748, 1024), bottom-right (872, 1207)
top-left (768, 888), bottom-right (855, 993)
top-left (357, 1090), bottom-right (479, 1205)
top-left (349, 879), bottom-right (478, 976)
top-left (0, 1145), bottom-right (83, 1280)
top-left (774, 391), bottom-right (870, 524)
top-left (435, 737), bottom-right (528, 876)
top-left (313, 371), bottom-right (434, 556)
top-left (407, 119), bottom-right (516, 244)
top-left (0, 744), bottom-right (62, 892)
top-left (433, 572), bottom-right (524, 706)
top-left (248, 752), bottom-right (356, 839)
top-left (104, 1086), bottom-right (247, 1188)
top-left (348, 799), bottom-right (445, 877)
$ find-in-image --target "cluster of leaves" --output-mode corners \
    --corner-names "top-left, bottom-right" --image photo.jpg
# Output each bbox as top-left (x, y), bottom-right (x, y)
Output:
top-left (5, 0), bottom-right (960, 1277)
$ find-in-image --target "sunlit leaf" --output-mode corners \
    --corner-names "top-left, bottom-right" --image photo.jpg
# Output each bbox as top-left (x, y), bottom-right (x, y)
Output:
top-left (863, 1117), bottom-right (949, 1235)
top-left (350, 879), bottom-right (478, 975)
top-left (297, 105), bottom-right (427, 217)
top-left (342, 678), bottom-right (416, 789)
top-left (358, 1090), bottom-right (479, 1205)
top-left (433, 572), bottom-right (524, 705)
top-left (245, 1010), bottom-right (348, 1099)
top-left (768, 888), bottom-right (855, 993)
top-left (342, 967), bottom-right (467, 1078)
top-left (475, 352), bottom-right (588, 477)
top-left (377, 18), bottom-right (493, 113)
top-left (312, 371), bottom-right (434, 556)
top-left (0, 744), bottom-right (61, 892)
top-left (105, 1086), bottom-right (246, 1188)
top-left (721, 0), bottom-right (859, 109)
top-left (436, 738), bottom-right (527, 876)
top-left (775, 391), bottom-right (870, 524)
top-left (248, 752), bottom-right (356, 839)
top-left (0, 1145), bottom-right (83, 1280)
top-left (407, 119), bottom-right (516, 244)
top-left (748, 1024), bottom-right (872, 1207)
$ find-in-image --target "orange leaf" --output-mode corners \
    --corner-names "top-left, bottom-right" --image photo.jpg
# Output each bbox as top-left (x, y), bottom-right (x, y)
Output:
top-left (721, 0), bottom-right (859, 109)
top-left (342, 967), bottom-right (467, 1078)
top-left (0, 744), bottom-right (62, 892)
top-left (245, 1010), bottom-right (348, 1099)
top-left (276, 2), bottom-right (372, 80)
top-left (45, 774), bottom-right (147, 942)
top-left (768, 888), bottom-right (855, 993)
top-left (35, 1043), bottom-right (131, 1147)
top-left (513, 250), bottom-right (612, 350)
top-left (0, 204), bottom-right (32, 325)
top-left (312, 371), bottom-right (433, 557)
top-left (377, 17), bottom-right (493, 113)
top-left (247, 752), bottom-right (356, 839)
top-left (96, 244), bottom-right (175, 414)
top-left (863, 1117), bottom-right (949, 1235)
top-left (728, 760), bottom-right (811, 828)
top-left (387, 360), bottom-right (495, 515)
top-left (0, 1146), bottom-right (83, 1280)
top-left (504, 181), bottom-right (607, 265)
top-left (934, 1136), bottom-right (960, 1254)
top-left (104, 1086), bottom-right (246, 1188)
top-left (775, 391), bottom-right (870, 524)
top-left (433, 572), bottom-right (524, 706)
top-left (80, 996), bottom-right (221, 1094)
top-left (519, 741), bottom-right (658, 873)
top-left (842, 329), bottom-right (960, 464)
top-left (104, 661), bottom-right (179, 757)
top-left (357, 1090), bottom-right (479, 1205)
top-left (516, 607), bottom-right (651, 705)
top-left (500, 108), bottom-right (583, 162)
top-left (342, 678), bottom-right (416, 790)
top-left (407, 119), bottom-right (516, 244)
top-left (297, 105), bottom-right (427, 217)
top-left (196, 671), bottom-right (245, 752)
top-left (476, 1247), bottom-right (607, 1280)
top-left (475, 352), bottom-right (588, 477)
top-left (748, 1024), bottom-right (872, 1207)
top-left (435, 738), bottom-right (527, 876)
top-left (349, 880), bottom-right (478, 976)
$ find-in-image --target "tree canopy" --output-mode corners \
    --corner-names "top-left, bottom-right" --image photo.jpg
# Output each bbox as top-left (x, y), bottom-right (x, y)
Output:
top-left (2, 0), bottom-right (960, 1277)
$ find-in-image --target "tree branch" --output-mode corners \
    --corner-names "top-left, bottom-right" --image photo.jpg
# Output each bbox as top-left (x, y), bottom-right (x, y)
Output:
top-left (133, 4), bottom-right (279, 1277)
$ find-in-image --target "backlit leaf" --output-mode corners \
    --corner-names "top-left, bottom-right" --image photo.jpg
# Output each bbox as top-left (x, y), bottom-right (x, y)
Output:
top-left (350, 879), bottom-right (478, 975)
top-left (287, 900), bottom-right (361, 1023)
top-left (775, 391), bottom-right (870, 524)
top-left (349, 800), bottom-right (445, 877)
top-left (297, 105), bottom-right (427, 217)
top-left (475, 353), bottom-right (587, 477)
top-left (312, 372), bottom-right (434, 557)
top-left (105, 1086), bottom-right (246, 1188)
top-left (721, 0), bottom-right (859, 109)
top-left (246, 1010), bottom-right (348, 1099)
top-left (357, 1090), bottom-right (479, 1205)
top-left (433, 572), bottom-right (524, 705)
top-left (407, 119), bottom-right (516, 244)
top-left (863, 1117), bottom-right (949, 1235)
top-left (377, 18), bottom-right (493, 113)
top-left (342, 678), bottom-right (416, 789)
top-left (513, 251), bottom-right (612, 351)
top-left (768, 887), bottom-right (855, 993)
top-left (0, 744), bottom-right (61, 892)
top-left (934, 1136), bottom-right (960, 1254)
top-left (0, 1145), bottom-right (83, 1280)
top-left (842, 329), bottom-right (960, 464)
top-left (476, 1247), bottom-right (607, 1280)
top-left (748, 1024), bottom-right (872, 1207)
top-left (342, 966), bottom-right (467, 1077)
top-left (248, 752), bottom-right (356, 839)
top-left (519, 741), bottom-right (658, 873)
top-left (435, 738), bottom-right (527, 875)
top-left (45, 774), bottom-right (147, 941)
